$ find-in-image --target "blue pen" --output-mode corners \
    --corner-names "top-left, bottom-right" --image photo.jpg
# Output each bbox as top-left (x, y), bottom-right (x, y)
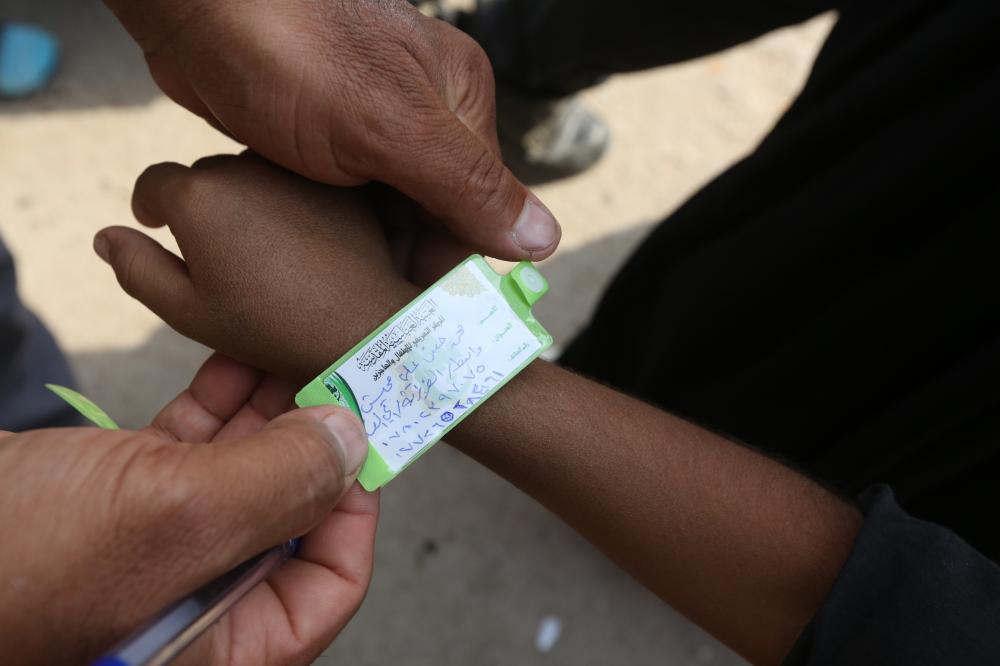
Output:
top-left (93, 539), bottom-right (299, 666)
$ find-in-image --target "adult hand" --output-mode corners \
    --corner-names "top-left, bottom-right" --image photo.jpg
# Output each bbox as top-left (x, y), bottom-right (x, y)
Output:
top-left (104, 0), bottom-right (561, 260)
top-left (0, 354), bottom-right (378, 665)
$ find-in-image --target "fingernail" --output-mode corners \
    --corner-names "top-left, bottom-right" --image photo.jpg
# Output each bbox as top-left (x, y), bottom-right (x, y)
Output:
top-left (513, 196), bottom-right (560, 254)
top-left (321, 409), bottom-right (369, 477)
top-left (93, 233), bottom-right (110, 264)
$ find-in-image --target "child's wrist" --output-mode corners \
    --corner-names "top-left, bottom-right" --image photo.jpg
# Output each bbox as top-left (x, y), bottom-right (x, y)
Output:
top-left (295, 258), bottom-right (554, 490)
top-left (301, 282), bottom-right (421, 379)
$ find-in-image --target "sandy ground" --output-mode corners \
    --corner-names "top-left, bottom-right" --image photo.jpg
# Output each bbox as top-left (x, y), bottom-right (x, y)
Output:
top-left (0, 2), bottom-right (832, 664)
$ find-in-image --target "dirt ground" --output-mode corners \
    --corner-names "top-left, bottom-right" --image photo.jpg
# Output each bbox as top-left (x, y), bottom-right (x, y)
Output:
top-left (0, 2), bottom-right (832, 664)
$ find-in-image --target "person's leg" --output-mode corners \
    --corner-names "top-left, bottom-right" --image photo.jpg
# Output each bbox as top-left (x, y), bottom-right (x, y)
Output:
top-left (463, 0), bottom-right (833, 97)
top-left (445, 0), bottom-right (832, 181)
top-left (0, 236), bottom-right (80, 430)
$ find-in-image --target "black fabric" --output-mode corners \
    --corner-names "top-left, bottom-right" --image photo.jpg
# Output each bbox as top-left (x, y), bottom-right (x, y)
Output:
top-left (472, 0), bottom-right (1000, 662)
top-left (558, 0), bottom-right (1000, 558)
top-left (553, 0), bottom-right (1000, 555)
top-left (786, 486), bottom-right (1000, 665)
top-left (470, 0), bottom-right (837, 96)
top-left (0, 235), bottom-right (80, 430)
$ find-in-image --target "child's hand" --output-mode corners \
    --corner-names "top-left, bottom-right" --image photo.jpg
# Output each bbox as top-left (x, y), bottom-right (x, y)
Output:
top-left (95, 154), bottom-right (422, 382)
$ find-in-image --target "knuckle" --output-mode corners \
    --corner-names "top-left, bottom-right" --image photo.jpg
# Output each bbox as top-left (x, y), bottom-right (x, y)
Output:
top-left (446, 29), bottom-right (495, 91)
top-left (328, 125), bottom-right (382, 181)
top-left (458, 146), bottom-right (507, 215)
top-left (452, 73), bottom-right (496, 129)
top-left (454, 31), bottom-right (493, 78)
top-left (167, 304), bottom-right (207, 343)
top-left (133, 162), bottom-right (207, 223)
top-left (103, 438), bottom-right (213, 557)
top-left (116, 243), bottom-right (148, 294)
top-left (327, 80), bottom-right (426, 182)
top-left (190, 153), bottom-right (236, 171)
top-left (278, 422), bottom-right (344, 520)
top-left (134, 162), bottom-right (185, 198)
top-left (141, 445), bottom-right (224, 552)
top-left (171, 169), bottom-right (210, 206)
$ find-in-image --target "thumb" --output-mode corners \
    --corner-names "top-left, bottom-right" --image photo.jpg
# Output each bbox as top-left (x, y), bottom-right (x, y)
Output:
top-left (380, 108), bottom-right (561, 261)
top-left (184, 406), bottom-right (369, 566)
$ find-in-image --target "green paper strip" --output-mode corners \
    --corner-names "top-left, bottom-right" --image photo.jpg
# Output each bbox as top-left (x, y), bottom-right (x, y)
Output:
top-left (45, 384), bottom-right (119, 430)
top-left (296, 255), bottom-right (552, 491)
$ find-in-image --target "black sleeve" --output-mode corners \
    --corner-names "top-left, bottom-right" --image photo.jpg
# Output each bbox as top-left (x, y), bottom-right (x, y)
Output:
top-left (785, 486), bottom-right (1000, 666)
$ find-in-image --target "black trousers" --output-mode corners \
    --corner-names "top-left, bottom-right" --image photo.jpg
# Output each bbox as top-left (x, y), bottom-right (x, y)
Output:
top-left (467, 0), bottom-right (835, 96)
top-left (474, 0), bottom-right (1000, 561)
top-left (0, 236), bottom-right (79, 430)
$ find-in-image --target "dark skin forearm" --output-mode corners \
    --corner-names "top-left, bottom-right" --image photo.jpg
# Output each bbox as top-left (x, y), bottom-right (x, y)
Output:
top-left (448, 360), bottom-right (861, 666)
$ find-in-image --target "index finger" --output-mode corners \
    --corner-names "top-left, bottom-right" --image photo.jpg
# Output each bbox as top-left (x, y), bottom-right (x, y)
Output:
top-left (148, 353), bottom-right (263, 443)
top-left (210, 373), bottom-right (299, 442)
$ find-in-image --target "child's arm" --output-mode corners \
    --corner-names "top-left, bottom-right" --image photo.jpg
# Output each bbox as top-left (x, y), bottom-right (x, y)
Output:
top-left (97, 154), bottom-right (861, 665)
top-left (449, 360), bottom-right (861, 665)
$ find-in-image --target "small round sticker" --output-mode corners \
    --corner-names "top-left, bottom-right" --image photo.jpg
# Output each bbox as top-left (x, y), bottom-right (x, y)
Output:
top-left (519, 266), bottom-right (546, 293)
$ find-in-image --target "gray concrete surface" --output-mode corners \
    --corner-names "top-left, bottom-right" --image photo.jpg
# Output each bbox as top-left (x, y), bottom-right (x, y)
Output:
top-left (0, 1), bottom-right (833, 663)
